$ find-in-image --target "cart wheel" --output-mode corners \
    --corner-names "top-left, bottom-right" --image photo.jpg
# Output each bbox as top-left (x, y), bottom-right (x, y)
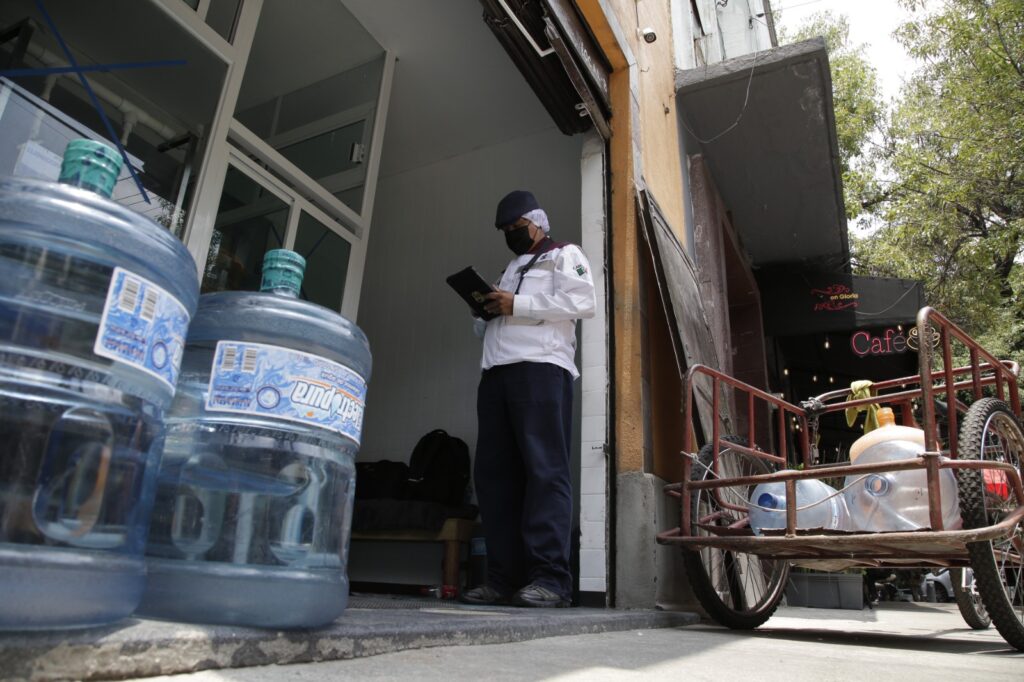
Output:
top-left (681, 436), bottom-right (789, 629)
top-left (950, 568), bottom-right (991, 630)
top-left (956, 398), bottom-right (1024, 650)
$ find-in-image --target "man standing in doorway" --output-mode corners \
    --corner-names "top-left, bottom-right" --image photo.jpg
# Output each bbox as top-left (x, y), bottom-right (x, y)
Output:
top-left (461, 190), bottom-right (596, 608)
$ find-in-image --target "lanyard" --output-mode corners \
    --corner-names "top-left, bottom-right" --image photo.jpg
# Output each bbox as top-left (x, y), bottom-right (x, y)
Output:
top-left (513, 238), bottom-right (559, 294)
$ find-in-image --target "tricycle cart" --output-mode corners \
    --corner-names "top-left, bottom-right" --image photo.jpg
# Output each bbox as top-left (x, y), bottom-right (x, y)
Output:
top-left (656, 307), bottom-right (1024, 650)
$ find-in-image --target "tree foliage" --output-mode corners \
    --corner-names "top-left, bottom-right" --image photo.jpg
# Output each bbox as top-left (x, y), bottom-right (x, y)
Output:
top-left (802, 1), bottom-right (1024, 364)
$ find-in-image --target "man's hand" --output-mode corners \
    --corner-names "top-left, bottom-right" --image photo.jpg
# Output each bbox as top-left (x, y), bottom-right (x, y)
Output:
top-left (484, 289), bottom-right (515, 316)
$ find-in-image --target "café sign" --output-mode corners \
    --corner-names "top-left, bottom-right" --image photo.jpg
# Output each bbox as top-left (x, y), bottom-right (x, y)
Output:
top-left (850, 326), bottom-right (940, 357)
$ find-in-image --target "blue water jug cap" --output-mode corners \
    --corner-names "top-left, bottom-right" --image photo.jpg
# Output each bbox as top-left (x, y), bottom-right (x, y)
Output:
top-left (261, 249), bottom-right (306, 297)
top-left (58, 139), bottom-right (123, 199)
top-left (758, 492), bottom-right (781, 509)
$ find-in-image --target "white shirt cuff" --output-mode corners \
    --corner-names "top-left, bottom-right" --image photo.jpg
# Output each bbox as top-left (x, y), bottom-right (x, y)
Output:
top-left (512, 294), bottom-right (530, 317)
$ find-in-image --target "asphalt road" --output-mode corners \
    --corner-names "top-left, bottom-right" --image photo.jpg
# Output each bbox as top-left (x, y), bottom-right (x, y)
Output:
top-left (139, 603), bottom-right (1023, 681)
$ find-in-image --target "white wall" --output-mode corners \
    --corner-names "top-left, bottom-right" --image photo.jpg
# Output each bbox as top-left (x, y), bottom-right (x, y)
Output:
top-left (357, 127), bottom-right (584, 466)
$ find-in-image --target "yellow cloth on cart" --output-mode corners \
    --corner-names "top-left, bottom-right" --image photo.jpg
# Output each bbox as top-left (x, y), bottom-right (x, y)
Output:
top-left (845, 380), bottom-right (881, 433)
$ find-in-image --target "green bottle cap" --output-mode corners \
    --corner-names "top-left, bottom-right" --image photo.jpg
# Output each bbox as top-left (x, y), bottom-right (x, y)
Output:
top-left (58, 139), bottom-right (123, 199)
top-left (261, 249), bottom-right (306, 297)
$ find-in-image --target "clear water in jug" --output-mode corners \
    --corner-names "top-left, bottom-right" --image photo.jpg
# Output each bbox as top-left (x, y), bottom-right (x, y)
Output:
top-left (0, 140), bottom-right (198, 629)
top-left (137, 250), bottom-right (371, 628)
top-left (844, 439), bottom-right (962, 531)
top-left (748, 479), bottom-right (852, 535)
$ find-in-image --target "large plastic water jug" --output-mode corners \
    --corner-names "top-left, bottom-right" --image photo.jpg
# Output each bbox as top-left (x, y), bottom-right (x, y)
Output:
top-left (748, 479), bottom-right (851, 535)
top-left (843, 408), bottom-right (961, 531)
top-left (0, 140), bottom-right (198, 629)
top-left (137, 250), bottom-right (371, 628)
top-left (844, 441), bottom-right (961, 531)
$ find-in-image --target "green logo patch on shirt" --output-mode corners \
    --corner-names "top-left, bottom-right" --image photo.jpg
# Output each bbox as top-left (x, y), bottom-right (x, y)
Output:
top-left (575, 264), bottom-right (587, 276)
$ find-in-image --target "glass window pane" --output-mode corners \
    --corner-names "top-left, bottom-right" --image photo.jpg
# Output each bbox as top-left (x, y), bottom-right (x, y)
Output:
top-left (278, 120), bottom-right (365, 183)
top-left (207, 0), bottom-right (242, 42)
top-left (202, 165), bottom-right (289, 293)
top-left (234, 0), bottom-right (384, 216)
top-left (293, 211), bottom-right (350, 311)
top-left (0, 0), bottom-right (226, 237)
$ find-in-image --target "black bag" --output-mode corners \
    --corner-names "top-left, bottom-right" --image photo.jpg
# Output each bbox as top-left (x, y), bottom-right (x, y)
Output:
top-left (406, 429), bottom-right (471, 507)
top-left (355, 460), bottom-right (410, 500)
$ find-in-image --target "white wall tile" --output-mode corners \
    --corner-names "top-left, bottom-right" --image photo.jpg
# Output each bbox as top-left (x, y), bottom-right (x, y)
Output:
top-left (580, 440), bottom-right (605, 469)
top-left (581, 341), bottom-right (607, 370)
top-left (579, 577), bottom-right (606, 593)
top-left (581, 367), bottom-right (608, 395)
top-left (580, 415), bottom-right (606, 444)
top-left (579, 549), bottom-right (607, 579)
top-left (580, 388), bottom-right (606, 418)
top-left (580, 521), bottom-right (605, 550)
top-left (581, 492), bottom-right (606, 522)
top-left (581, 465), bottom-right (605, 496)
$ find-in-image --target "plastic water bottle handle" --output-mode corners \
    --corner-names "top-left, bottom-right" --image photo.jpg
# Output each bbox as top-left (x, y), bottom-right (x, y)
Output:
top-left (268, 461), bottom-right (323, 566)
top-left (170, 453), bottom-right (228, 558)
top-left (31, 408), bottom-right (117, 547)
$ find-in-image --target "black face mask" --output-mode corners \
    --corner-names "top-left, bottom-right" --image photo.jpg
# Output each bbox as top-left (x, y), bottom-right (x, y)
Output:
top-left (504, 225), bottom-right (534, 255)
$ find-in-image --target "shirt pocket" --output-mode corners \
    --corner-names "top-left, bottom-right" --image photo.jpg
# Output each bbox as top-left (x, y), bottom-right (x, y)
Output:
top-left (516, 261), bottom-right (555, 295)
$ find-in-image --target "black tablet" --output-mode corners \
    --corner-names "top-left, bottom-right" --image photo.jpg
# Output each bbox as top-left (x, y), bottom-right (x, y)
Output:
top-left (446, 266), bottom-right (497, 321)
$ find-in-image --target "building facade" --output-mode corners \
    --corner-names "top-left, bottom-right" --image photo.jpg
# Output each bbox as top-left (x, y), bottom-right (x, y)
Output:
top-left (2, 0), bottom-right (899, 610)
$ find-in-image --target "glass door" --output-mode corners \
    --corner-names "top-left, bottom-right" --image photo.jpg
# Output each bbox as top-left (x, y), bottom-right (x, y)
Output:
top-left (202, 148), bottom-right (360, 316)
top-left (201, 161), bottom-right (291, 293)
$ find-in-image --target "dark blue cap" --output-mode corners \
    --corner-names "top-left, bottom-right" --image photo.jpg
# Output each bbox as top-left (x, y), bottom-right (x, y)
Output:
top-left (495, 190), bottom-right (540, 228)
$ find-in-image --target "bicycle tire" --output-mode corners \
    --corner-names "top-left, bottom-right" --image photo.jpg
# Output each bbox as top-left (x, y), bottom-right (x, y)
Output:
top-left (956, 398), bottom-right (1024, 649)
top-left (950, 568), bottom-right (991, 630)
top-left (681, 436), bottom-right (789, 629)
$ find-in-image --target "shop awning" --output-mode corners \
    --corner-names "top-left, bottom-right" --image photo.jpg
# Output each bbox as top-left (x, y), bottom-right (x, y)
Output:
top-left (676, 37), bottom-right (848, 269)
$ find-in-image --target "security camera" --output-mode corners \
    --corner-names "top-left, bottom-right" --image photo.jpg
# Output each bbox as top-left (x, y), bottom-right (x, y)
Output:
top-left (640, 27), bottom-right (657, 44)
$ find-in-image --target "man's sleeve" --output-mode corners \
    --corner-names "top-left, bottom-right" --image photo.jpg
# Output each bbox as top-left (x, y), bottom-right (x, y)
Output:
top-left (512, 245), bottom-right (596, 321)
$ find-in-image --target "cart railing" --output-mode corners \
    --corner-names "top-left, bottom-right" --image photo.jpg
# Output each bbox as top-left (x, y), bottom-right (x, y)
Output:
top-left (664, 306), bottom-right (1024, 554)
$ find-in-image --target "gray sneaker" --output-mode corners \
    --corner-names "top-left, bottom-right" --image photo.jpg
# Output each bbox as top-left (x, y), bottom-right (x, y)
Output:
top-left (513, 584), bottom-right (570, 608)
top-left (459, 585), bottom-right (508, 605)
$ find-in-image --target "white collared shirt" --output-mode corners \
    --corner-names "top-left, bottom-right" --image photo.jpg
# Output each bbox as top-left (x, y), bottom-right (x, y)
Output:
top-left (477, 242), bottom-right (596, 378)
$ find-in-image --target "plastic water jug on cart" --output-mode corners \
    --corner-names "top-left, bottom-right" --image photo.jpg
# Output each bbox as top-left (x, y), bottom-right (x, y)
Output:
top-left (657, 307), bottom-right (1024, 650)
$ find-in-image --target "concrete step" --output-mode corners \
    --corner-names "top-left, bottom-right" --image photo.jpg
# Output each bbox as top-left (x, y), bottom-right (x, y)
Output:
top-left (0, 600), bottom-right (698, 681)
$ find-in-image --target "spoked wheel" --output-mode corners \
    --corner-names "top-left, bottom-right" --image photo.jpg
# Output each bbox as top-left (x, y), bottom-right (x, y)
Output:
top-left (681, 437), bottom-right (789, 629)
top-left (951, 568), bottom-right (991, 630)
top-left (956, 398), bottom-right (1024, 649)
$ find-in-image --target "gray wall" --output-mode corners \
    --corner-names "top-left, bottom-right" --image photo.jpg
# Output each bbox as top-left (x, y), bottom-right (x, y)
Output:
top-left (349, 127), bottom-right (584, 586)
top-left (357, 127), bottom-right (584, 466)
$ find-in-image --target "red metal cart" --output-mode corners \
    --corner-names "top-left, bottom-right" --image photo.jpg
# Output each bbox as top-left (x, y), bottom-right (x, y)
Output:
top-left (657, 307), bottom-right (1024, 650)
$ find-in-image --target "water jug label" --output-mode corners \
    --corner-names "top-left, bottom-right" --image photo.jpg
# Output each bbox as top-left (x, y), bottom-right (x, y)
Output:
top-left (94, 267), bottom-right (190, 390)
top-left (205, 341), bottom-right (367, 443)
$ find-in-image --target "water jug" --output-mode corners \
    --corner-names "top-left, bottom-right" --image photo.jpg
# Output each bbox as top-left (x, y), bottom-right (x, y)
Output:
top-left (137, 250), bottom-right (371, 628)
top-left (748, 479), bottom-right (851, 535)
top-left (843, 409), bottom-right (961, 531)
top-left (849, 407), bottom-right (925, 463)
top-left (0, 140), bottom-right (198, 629)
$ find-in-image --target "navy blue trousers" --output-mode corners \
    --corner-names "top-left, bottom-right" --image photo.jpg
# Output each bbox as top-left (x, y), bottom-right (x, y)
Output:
top-left (474, 361), bottom-right (573, 599)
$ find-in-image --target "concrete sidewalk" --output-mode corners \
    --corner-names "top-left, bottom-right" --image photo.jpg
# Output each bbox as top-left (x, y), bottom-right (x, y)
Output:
top-left (137, 602), bottom-right (1024, 682)
top-left (0, 595), bottom-right (698, 681)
